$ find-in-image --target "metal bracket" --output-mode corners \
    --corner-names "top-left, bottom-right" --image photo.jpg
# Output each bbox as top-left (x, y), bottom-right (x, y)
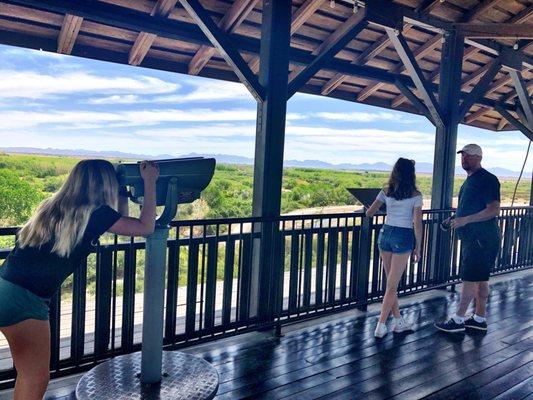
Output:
top-left (156, 177), bottom-right (179, 228)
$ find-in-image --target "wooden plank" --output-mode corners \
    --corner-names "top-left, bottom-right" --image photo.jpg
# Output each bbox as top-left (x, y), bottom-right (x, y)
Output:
top-left (357, 33), bottom-right (442, 103)
top-left (291, 0), bottom-right (325, 35)
top-left (150, 0), bottom-right (178, 18)
top-left (57, 14), bottom-right (83, 54)
top-left (415, 0), bottom-right (445, 14)
top-left (465, 105), bottom-right (491, 123)
top-left (382, 29), bottom-right (443, 126)
top-left (321, 24), bottom-right (415, 95)
top-left (509, 69), bottom-right (533, 125)
top-left (462, 0), bottom-right (506, 23)
top-left (457, 58), bottom-right (501, 121)
top-left (179, 0), bottom-right (264, 101)
top-left (454, 23), bottom-right (533, 39)
top-left (391, 46), bottom-right (482, 108)
top-left (217, 292), bottom-right (530, 399)
top-left (128, 0), bottom-right (178, 66)
top-left (250, 0), bottom-right (325, 75)
top-left (287, 11), bottom-right (368, 98)
top-left (497, 117), bottom-right (508, 130)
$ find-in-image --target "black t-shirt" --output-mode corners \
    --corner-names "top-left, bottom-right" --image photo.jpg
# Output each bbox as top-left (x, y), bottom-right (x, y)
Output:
top-left (0, 205), bottom-right (121, 299)
top-left (456, 168), bottom-right (500, 240)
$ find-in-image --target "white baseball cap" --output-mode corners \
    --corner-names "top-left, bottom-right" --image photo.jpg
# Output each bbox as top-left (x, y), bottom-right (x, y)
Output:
top-left (457, 143), bottom-right (482, 157)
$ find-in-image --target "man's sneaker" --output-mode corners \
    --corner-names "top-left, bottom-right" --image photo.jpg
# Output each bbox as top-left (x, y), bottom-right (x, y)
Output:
top-left (464, 316), bottom-right (487, 331)
top-left (434, 318), bottom-right (465, 333)
top-left (374, 323), bottom-right (388, 338)
top-left (392, 317), bottom-right (413, 333)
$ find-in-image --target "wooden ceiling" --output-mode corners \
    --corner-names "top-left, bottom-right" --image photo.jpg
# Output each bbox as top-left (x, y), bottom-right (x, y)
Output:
top-left (0, 0), bottom-right (531, 132)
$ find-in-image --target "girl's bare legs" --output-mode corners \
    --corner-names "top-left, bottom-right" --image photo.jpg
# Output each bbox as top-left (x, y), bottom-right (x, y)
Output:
top-left (379, 252), bottom-right (410, 323)
top-left (1, 319), bottom-right (50, 400)
top-left (380, 251), bottom-right (401, 319)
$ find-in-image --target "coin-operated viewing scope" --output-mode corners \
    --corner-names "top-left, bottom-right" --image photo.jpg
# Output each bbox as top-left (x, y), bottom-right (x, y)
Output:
top-left (116, 157), bottom-right (216, 226)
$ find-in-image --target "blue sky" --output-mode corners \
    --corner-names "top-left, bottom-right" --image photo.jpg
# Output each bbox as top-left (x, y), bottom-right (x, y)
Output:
top-left (0, 44), bottom-right (531, 172)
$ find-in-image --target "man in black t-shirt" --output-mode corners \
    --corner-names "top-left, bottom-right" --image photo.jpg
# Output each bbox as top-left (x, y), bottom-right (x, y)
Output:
top-left (435, 144), bottom-right (501, 333)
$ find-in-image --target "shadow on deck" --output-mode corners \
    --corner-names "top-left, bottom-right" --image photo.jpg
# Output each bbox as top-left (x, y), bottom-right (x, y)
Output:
top-left (2, 270), bottom-right (531, 400)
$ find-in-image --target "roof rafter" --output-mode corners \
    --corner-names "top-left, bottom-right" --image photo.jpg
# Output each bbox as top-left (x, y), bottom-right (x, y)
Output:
top-left (188, 0), bottom-right (258, 75)
top-left (250, 0), bottom-right (325, 75)
top-left (128, 0), bottom-right (178, 66)
top-left (57, 13), bottom-right (82, 54)
top-left (357, 32), bottom-right (442, 102)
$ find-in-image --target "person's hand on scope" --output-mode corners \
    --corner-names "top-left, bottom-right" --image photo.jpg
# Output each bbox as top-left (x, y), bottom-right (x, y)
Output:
top-left (107, 161), bottom-right (159, 237)
top-left (140, 160), bottom-right (159, 183)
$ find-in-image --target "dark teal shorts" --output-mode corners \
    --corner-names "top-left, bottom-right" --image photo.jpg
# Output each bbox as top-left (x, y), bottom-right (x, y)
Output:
top-left (0, 277), bottom-right (49, 327)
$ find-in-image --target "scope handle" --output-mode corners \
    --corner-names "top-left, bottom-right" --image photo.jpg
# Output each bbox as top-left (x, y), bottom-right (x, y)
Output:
top-left (155, 177), bottom-right (179, 228)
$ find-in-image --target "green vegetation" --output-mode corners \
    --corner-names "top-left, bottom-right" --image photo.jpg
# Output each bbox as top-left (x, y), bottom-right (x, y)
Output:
top-left (0, 152), bottom-right (530, 300)
top-left (0, 153), bottom-right (530, 226)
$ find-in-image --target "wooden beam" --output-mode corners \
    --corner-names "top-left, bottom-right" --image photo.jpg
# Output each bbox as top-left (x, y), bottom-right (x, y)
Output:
top-left (250, 0), bottom-right (325, 75)
top-left (128, 31), bottom-right (157, 66)
top-left (188, 0), bottom-right (258, 75)
top-left (391, 6), bottom-right (532, 108)
top-left (415, 0), bottom-right (444, 14)
top-left (287, 11), bottom-right (368, 99)
top-left (357, 32), bottom-right (442, 102)
top-left (510, 4), bottom-right (533, 24)
top-left (454, 23), bottom-right (533, 39)
top-left (457, 59), bottom-right (501, 122)
top-left (385, 29), bottom-right (443, 127)
top-left (128, 0), bottom-right (178, 67)
top-left (57, 13), bottom-right (82, 54)
top-left (461, 59), bottom-right (496, 89)
top-left (509, 70), bottom-right (533, 125)
top-left (150, 0), bottom-right (178, 17)
top-left (179, 0), bottom-right (264, 101)
top-left (391, 45), bottom-right (482, 108)
top-left (321, 24), bottom-right (414, 95)
top-left (395, 78), bottom-right (435, 124)
top-left (291, 0), bottom-right (325, 35)
top-left (465, 106), bottom-right (491, 124)
top-left (495, 104), bottom-right (533, 140)
top-left (462, 0), bottom-right (505, 23)
top-left (497, 118), bottom-right (508, 130)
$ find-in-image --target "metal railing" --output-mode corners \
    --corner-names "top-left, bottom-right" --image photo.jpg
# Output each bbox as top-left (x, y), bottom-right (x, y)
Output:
top-left (0, 207), bottom-right (531, 387)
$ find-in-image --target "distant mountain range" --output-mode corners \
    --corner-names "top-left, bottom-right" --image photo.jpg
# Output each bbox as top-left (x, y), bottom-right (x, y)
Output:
top-left (0, 147), bottom-right (527, 178)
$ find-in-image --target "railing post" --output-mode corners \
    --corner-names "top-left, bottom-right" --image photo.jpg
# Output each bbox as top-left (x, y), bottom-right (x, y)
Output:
top-left (94, 247), bottom-right (113, 357)
top-left (356, 216), bottom-right (372, 311)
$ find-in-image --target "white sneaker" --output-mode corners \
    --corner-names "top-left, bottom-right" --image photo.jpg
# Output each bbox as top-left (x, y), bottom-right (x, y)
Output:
top-left (392, 317), bottom-right (413, 333)
top-left (374, 322), bottom-right (388, 338)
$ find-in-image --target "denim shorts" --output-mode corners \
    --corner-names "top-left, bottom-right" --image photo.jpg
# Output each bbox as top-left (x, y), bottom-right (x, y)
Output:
top-left (0, 277), bottom-right (49, 327)
top-left (377, 224), bottom-right (415, 254)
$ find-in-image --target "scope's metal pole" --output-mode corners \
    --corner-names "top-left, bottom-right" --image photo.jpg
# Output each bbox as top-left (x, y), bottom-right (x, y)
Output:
top-left (141, 226), bottom-right (169, 384)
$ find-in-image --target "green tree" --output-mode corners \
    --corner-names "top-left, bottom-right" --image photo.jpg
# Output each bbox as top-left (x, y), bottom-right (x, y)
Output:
top-left (0, 169), bottom-right (43, 225)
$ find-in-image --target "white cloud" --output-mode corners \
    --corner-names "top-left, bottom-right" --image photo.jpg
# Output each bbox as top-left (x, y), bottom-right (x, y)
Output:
top-left (86, 95), bottom-right (141, 105)
top-left (153, 80), bottom-right (252, 103)
top-left (0, 70), bottom-right (179, 99)
top-left (0, 108), bottom-right (305, 131)
top-left (85, 79), bottom-right (255, 105)
top-left (132, 125), bottom-right (255, 139)
top-left (314, 111), bottom-right (414, 123)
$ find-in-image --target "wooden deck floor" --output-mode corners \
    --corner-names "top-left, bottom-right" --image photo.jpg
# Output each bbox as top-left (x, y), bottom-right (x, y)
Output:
top-left (2, 271), bottom-right (531, 400)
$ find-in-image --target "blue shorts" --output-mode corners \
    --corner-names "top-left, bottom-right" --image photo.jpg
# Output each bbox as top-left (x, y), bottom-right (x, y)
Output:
top-left (377, 224), bottom-right (415, 254)
top-left (0, 277), bottom-right (49, 327)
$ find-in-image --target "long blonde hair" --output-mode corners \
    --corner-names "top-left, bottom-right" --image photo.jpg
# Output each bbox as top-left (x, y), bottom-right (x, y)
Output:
top-left (18, 159), bottom-right (118, 257)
